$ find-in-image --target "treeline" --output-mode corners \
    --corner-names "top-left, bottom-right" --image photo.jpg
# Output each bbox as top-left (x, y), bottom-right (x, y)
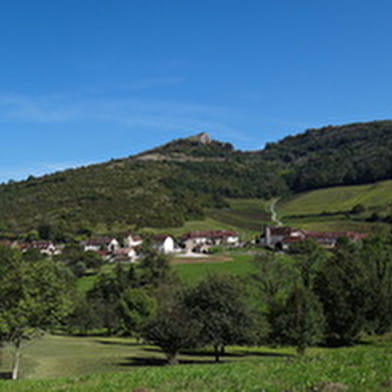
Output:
top-left (0, 121), bottom-right (392, 235)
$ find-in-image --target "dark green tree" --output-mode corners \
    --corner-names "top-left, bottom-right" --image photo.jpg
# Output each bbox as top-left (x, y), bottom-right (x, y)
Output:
top-left (274, 285), bottom-right (325, 354)
top-left (360, 235), bottom-right (392, 333)
top-left (87, 273), bottom-right (122, 335)
top-left (185, 274), bottom-right (261, 362)
top-left (139, 243), bottom-right (170, 287)
top-left (314, 241), bottom-right (368, 345)
top-left (65, 297), bottom-right (101, 335)
top-left (289, 239), bottom-right (326, 289)
top-left (142, 283), bottom-right (199, 364)
top-left (118, 288), bottom-right (156, 337)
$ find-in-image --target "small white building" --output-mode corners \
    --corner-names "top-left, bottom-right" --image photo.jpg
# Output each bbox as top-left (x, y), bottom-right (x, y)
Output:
top-left (152, 234), bottom-right (176, 254)
top-left (124, 234), bottom-right (143, 248)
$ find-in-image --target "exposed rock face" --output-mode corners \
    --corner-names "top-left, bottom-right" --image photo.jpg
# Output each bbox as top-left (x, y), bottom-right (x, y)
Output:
top-left (187, 132), bottom-right (211, 144)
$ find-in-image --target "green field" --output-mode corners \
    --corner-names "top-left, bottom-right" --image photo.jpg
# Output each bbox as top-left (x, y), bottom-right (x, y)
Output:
top-left (277, 180), bottom-right (392, 232)
top-left (172, 252), bottom-right (259, 285)
top-left (77, 251), bottom-right (261, 294)
top-left (0, 334), bottom-right (391, 391)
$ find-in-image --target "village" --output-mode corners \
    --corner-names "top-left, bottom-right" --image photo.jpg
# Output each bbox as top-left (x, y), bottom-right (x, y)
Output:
top-left (1, 225), bottom-right (368, 262)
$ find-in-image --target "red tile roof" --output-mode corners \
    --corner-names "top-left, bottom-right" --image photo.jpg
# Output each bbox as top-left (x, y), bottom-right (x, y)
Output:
top-left (181, 230), bottom-right (238, 240)
top-left (269, 227), bottom-right (294, 236)
top-left (152, 234), bottom-right (171, 242)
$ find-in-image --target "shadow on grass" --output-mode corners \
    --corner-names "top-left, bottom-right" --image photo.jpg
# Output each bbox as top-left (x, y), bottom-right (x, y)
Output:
top-left (144, 347), bottom-right (292, 358)
top-left (0, 372), bottom-right (11, 380)
top-left (117, 356), bottom-right (220, 367)
top-left (93, 339), bottom-right (140, 347)
top-left (235, 350), bottom-right (294, 358)
top-left (143, 347), bottom-right (243, 358)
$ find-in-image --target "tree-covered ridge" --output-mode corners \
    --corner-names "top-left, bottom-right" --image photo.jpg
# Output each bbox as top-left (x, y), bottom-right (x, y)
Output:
top-left (0, 120), bottom-right (392, 236)
top-left (264, 120), bottom-right (392, 191)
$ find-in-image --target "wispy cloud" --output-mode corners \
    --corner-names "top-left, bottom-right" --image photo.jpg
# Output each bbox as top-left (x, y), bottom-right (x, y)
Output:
top-left (0, 92), bottom-right (238, 135)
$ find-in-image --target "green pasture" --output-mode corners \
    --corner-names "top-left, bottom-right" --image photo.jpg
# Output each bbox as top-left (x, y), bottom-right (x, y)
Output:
top-left (276, 180), bottom-right (392, 232)
top-left (0, 334), bottom-right (391, 391)
top-left (279, 180), bottom-right (392, 216)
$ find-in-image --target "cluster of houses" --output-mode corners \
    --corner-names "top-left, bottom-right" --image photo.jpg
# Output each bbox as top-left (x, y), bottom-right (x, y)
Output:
top-left (5, 230), bottom-right (241, 262)
top-left (2, 226), bottom-right (369, 262)
top-left (260, 226), bottom-right (368, 250)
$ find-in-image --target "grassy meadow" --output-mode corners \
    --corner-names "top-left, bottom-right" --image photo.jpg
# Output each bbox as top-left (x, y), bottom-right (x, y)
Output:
top-left (0, 334), bottom-right (391, 391)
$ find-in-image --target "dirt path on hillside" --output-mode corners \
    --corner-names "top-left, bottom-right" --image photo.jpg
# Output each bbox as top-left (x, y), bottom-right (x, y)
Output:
top-left (270, 198), bottom-right (283, 226)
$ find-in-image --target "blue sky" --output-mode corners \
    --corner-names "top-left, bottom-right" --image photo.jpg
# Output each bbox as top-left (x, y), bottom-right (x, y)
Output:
top-left (1, 0), bottom-right (392, 182)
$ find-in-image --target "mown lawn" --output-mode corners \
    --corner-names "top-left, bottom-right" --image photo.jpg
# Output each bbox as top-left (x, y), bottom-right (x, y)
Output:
top-left (0, 334), bottom-right (391, 391)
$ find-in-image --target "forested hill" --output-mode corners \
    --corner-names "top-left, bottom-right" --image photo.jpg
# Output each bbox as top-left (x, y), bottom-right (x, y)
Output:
top-left (263, 121), bottom-right (392, 191)
top-left (0, 121), bottom-right (392, 237)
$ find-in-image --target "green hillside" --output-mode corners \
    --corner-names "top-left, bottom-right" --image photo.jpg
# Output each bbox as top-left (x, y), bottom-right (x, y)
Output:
top-left (278, 179), bottom-right (392, 232)
top-left (1, 120), bottom-right (392, 238)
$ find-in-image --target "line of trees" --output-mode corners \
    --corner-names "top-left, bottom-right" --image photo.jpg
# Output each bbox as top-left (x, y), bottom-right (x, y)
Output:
top-left (141, 235), bottom-right (392, 361)
top-left (1, 233), bottom-right (392, 377)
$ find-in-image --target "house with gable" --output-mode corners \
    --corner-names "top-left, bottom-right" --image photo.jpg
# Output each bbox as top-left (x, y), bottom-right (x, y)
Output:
top-left (151, 234), bottom-right (177, 255)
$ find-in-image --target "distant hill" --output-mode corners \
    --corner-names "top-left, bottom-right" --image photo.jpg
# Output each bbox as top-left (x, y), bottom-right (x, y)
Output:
top-left (1, 120), bottom-right (392, 238)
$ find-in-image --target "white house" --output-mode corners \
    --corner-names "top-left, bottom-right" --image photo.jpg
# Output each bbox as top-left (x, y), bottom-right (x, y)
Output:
top-left (124, 234), bottom-right (143, 248)
top-left (152, 234), bottom-right (176, 254)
